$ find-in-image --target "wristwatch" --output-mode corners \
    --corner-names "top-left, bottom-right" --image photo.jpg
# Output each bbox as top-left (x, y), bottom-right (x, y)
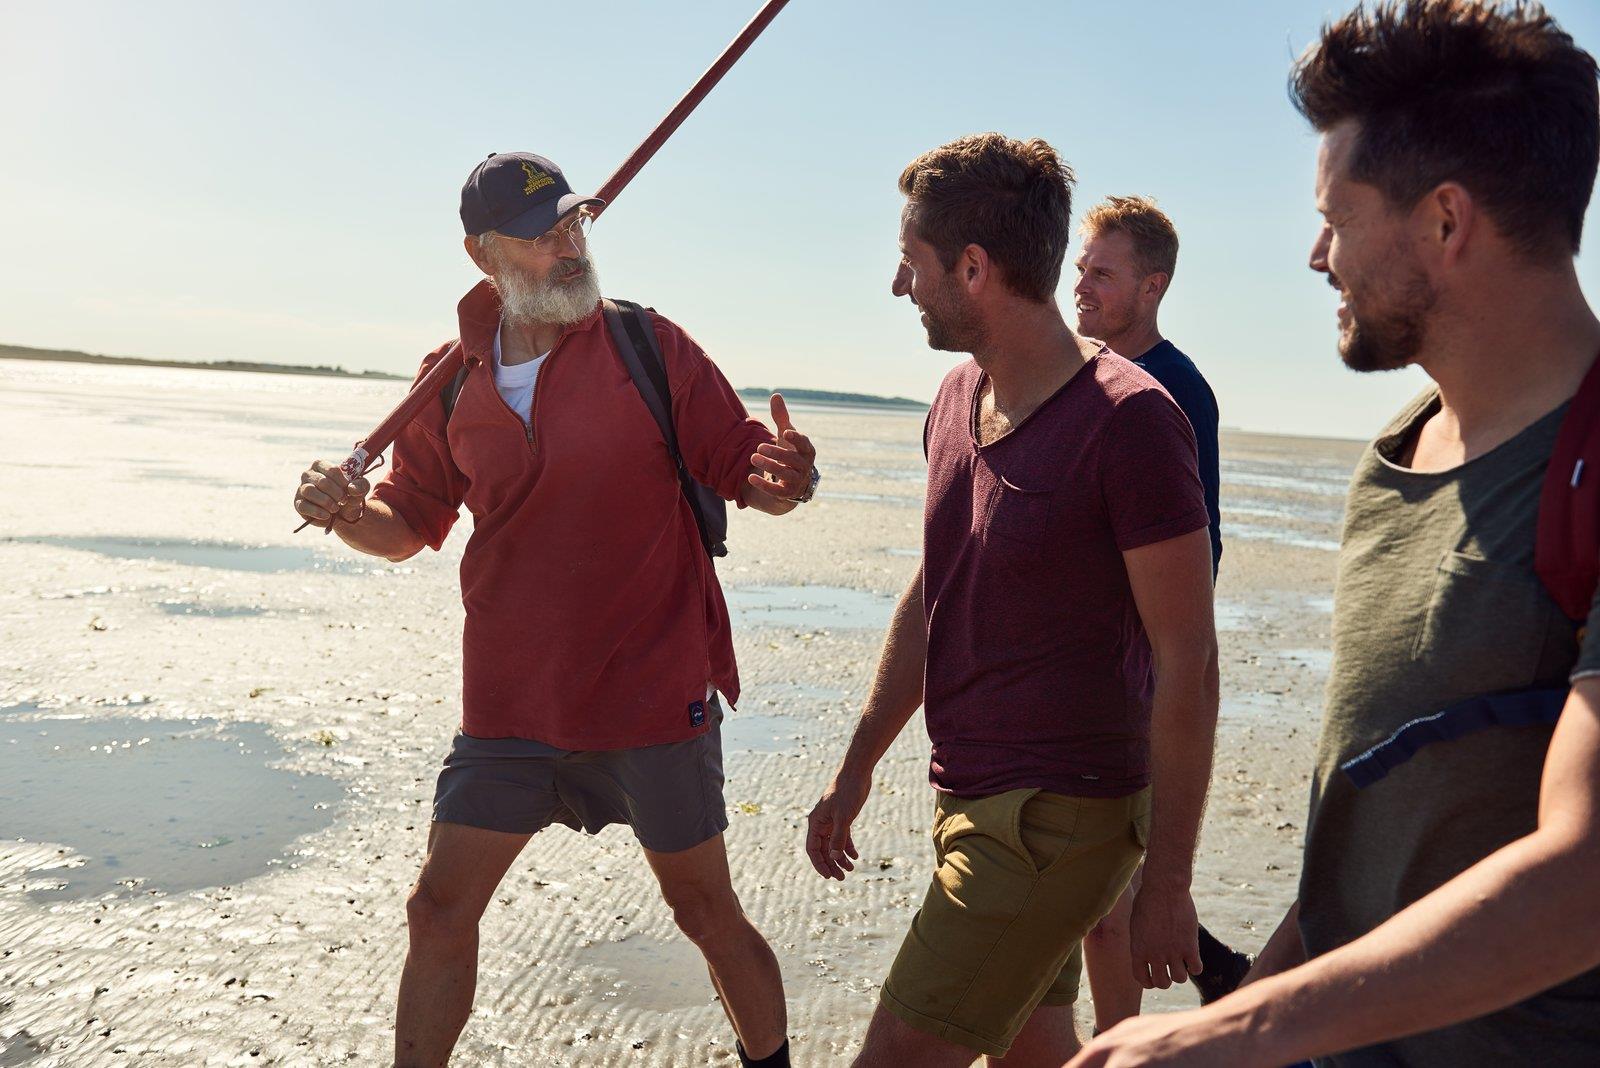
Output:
top-left (788, 465), bottom-right (821, 504)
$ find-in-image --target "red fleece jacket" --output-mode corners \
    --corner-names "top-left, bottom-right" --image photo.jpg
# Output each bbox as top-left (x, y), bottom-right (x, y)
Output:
top-left (373, 281), bottom-right (773, 748)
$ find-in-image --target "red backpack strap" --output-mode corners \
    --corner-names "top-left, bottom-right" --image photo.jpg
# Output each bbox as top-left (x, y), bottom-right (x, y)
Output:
top-left (1536, 353), bottom-right (1600, 623)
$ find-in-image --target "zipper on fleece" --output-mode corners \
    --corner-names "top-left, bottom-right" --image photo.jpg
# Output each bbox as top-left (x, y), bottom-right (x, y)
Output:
top-left (482, 356), bottom-right (541, 455)
top-left (524, 367), bottom-right (546, 455)
top-left (489, 319), bottom-right (577, 455)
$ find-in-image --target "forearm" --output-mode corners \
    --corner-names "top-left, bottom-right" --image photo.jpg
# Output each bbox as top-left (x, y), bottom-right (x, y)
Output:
top-left (1229, 834), bottom-right (1600, 1064)
top-left (1142, 643), bottom-right (1219, 888)
top-left (1237, 900), bottom-right (1304, 987)
top-left (837, 574), bottom-right (927, 781)
top-left (334, 499), bottom-right (426, 561)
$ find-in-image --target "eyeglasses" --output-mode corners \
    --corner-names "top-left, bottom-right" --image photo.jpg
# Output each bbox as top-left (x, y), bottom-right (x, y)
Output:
top-left (528, 208), bottom-right (594, 255)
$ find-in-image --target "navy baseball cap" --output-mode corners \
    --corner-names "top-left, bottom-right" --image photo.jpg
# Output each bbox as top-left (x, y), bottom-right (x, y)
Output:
top-left (459, 152), bottom-right (604, 239)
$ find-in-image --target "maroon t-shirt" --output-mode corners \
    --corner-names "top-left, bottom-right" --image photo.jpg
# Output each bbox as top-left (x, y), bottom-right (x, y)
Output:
top-left (921, 353), bottom-right (1208, 798)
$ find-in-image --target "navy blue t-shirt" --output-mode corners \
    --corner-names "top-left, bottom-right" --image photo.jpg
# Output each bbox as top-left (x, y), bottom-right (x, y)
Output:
top-left (1131, 340), bottom-right (1222, 574)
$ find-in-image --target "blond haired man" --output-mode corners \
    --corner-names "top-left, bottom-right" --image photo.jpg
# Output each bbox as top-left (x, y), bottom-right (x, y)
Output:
top-left (1074, 197), bottom-right (1221, 569)
top-left (1072, 198), bottom-right (1248, 1029)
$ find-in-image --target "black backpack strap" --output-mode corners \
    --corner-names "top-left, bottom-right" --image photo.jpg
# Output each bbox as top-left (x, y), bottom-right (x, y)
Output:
top-left (605, 299), bottom-right (678, 446)
top-left (440, 358), bottom-right (471, 422)
top-left (602, 298), bottom-right (720, 557)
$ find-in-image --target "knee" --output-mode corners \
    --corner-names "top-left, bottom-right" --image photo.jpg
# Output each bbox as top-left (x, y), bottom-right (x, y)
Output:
top-left (852, 1007), bottom-right (924, 1066)
top-left (405, 878), bottom-right (481, 946)
top-left (1085, 910), bottom-right (1128, 949)
top-left (666, 888), bottom-right (744, 949)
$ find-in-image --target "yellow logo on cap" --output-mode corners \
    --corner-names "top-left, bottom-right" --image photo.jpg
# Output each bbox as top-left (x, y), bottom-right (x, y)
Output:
top-left (522, 162), bottom-right (555, 195)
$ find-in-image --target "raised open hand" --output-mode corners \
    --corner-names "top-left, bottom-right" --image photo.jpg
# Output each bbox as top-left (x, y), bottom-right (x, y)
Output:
top-left (746, 393), bottom-right (817, 503)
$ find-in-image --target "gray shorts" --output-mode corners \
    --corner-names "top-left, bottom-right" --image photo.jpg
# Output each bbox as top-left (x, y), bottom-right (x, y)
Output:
top-left (431, 700), bottom-right (728, 854)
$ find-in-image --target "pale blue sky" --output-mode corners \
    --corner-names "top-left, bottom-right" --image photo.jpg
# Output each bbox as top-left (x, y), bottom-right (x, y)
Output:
top-left (4, 0), bottom-right (1598, 438)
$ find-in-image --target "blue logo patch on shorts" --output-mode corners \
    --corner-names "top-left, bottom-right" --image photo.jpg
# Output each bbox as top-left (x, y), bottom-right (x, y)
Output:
top-left (688, 700), bottom-right (706, 728)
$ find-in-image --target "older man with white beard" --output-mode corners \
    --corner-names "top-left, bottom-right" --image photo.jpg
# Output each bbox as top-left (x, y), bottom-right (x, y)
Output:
top-left (293, 151), bottom-right (815, 1068)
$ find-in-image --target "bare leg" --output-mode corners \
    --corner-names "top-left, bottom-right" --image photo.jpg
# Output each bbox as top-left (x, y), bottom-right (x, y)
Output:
top-left (852, 1006), bottom-right (979, 1068)
top-left (394, 822), bottom-right (531, 1068)
top-left (988, 1004), bottom-right (1080, 1067)
top-left (644, 834), bottom-right (787, 1059)
top-left (1083, 865), bottom-right (1144, 1032)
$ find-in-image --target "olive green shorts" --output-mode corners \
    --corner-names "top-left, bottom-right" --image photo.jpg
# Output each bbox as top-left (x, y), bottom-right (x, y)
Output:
top-left (880, 787), bottom-right (1150, 1058)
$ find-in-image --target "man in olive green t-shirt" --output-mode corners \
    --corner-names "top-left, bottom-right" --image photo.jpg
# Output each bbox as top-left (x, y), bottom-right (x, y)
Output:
top-left (1071, 4), bottom-right (1600, 1066)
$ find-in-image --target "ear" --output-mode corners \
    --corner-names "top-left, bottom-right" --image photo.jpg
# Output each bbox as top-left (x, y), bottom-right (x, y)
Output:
top-left (1423, 182), bottom-right (1475, 268)
top-left (464, 234), bottom-right (493, 276)
top-left (1143, 272), bottom-right (1170, 301)
top-left (959, 242), bottom-right (991, 295)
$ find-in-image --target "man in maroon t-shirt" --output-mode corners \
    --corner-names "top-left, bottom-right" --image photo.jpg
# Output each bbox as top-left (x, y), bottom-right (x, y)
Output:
top-left (805, 134), bottom-right (1220, 1066)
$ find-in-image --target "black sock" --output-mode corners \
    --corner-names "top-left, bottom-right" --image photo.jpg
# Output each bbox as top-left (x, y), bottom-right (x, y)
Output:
top-left (1197, 922), bottom-right (1244, 974)
top-left (737, 1038), bottom-right (791, 1068)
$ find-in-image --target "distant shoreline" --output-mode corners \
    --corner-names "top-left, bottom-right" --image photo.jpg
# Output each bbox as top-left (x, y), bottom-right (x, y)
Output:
top-left (1, 346), bottom-right (1374, 437)
top-left (0, 344), bottom-right (409, 382)
top-left (0, 344), bottom-right (931, 411)
top-left (735, 387), bottom-right (925, 412)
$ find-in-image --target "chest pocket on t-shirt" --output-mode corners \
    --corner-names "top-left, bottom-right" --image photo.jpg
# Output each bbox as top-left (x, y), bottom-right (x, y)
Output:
top-left (1411, 551), bottom-right (1554, 686)
top-left (985, 473), bottom-right (1053, 553)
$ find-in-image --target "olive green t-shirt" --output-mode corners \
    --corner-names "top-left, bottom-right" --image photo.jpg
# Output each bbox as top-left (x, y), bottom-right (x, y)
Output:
top-left (1302, 388), bottom-right (1600, 1066)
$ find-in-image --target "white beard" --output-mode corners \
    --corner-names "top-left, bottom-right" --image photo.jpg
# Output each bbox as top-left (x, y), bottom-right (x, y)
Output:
top-left (492, 254), bottom-right (602, 326)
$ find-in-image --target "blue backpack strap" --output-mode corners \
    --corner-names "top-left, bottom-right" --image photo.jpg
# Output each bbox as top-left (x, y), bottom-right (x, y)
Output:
top-left (1340, 686), bottom-right (1568, 789)
top-left (602, 298), bottom-right (728, 558)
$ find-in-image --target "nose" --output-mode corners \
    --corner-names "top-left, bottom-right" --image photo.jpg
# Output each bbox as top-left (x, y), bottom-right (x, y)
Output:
top-left (1073, 273), bottom-right (1091, 298)
top-left (892, 261), bottom-right (912, 298)
top-left (1309, 224), bottom-right (1332, 274)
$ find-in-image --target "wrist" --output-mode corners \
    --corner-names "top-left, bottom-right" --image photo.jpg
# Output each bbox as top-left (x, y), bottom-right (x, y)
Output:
top-left (787, 464), bottom-right (820, 504)
top-left (1222, 971), bottom-right (1314, 1066)
top-left (834, 760), bottom-right (873, 789)
top-left (1139, 862), bottom-right (1194, 893)
top-left (1190, 984), bottom-right (1285, 1066)
top-left (835, 743), bottom-right (884, 790)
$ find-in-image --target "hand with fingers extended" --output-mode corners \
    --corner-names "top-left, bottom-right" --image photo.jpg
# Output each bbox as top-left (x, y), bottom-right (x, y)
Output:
top-left (806, 772), bottom-right (869, 880)
top-left (294, 459), bottom-right (372, 531)
top-left (745, 393), bottom-right (818, 512)
top-left (1129, 884), bottom-right (1203, 991)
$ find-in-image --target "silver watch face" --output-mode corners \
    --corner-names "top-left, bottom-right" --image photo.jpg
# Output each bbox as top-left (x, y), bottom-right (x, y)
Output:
top-left (793, 466), bottom-right (820, 503)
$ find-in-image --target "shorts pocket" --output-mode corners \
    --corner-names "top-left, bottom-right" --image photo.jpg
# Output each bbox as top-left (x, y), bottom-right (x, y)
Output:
top-left (934, 790), bottom-right (1040, 873)
top-left (931, 794), bottom-right (953, 841)
top-left (1015, 790), bottom-right (1086, 874)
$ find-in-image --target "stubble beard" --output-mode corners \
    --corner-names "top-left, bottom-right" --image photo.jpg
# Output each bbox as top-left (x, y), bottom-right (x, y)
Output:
top-left (1339, 267), bottom-right (1437, 374)
top-left (921, 276), bottom-right (987, 354)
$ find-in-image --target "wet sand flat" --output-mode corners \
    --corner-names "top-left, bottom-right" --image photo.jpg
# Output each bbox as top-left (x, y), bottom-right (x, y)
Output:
top-left (0, 357), bottom-right (1362, 1065)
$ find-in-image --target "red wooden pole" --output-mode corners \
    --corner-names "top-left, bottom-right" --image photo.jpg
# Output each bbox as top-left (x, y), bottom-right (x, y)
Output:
top-left (300, 0), bottom-right (793, 531)
top-left (592, 0), bottom-right (793, 213)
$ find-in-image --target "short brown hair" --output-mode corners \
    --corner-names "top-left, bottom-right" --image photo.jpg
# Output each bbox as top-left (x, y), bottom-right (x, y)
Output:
top-left (898, 133), bottom-right (1076, 302)
top-left (1081, 196), bottom-right (1180, 283)
top-left (1290, 0), bottom-right (1599, 259)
